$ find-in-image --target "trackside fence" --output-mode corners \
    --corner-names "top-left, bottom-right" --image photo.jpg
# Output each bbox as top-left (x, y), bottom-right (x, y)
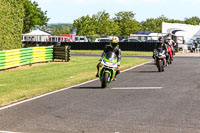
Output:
top-left (61, 42), bottom-right (155, 51)
top-left (22, 41), bottom-right (156, 51)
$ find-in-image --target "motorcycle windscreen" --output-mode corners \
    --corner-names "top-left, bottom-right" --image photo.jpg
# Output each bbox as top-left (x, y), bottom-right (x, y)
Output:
top-left (156, 48), bottom-right (166, 57)
top-left (104, 51), bottom-right (117, 63)
top-left (157, 48), bottom-right (164, 53)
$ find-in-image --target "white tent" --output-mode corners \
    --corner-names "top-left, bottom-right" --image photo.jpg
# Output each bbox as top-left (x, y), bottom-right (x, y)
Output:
top-left (162, 22), bottom-right (200, 44)
top-left (23, 29), bottom-right (51, 36)
top-left (22, 29), bottom-right (52, 42)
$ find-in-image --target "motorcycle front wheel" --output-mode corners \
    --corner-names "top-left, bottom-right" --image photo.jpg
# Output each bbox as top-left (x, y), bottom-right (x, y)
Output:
top-left (101, 72), bottom-right (109, 88)
top-left (157, 60), bottom-right (163, 72)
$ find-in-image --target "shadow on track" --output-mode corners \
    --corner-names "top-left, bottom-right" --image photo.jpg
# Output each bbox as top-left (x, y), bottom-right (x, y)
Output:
top-left (71, 87), bottom-right (103, 89)
top-left (145, 63), bottom-right (155, 65)
top-left (135, 71), bottom-right (158, 73)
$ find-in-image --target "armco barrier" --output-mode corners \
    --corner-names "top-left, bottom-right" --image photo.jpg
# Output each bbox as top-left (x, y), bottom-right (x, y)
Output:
top-left (0, 46), bottom-right (53, 70)
top-left (22, 41), bottom-right (156, 51)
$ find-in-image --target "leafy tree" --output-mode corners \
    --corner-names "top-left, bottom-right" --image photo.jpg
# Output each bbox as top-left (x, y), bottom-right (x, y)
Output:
top-left (106, 20), bottom-right (121, 36)
top-left (23, 0), bottom-right (49, 33)
top-left (73, 11), bottom-right (120, 36)
top-left (72, 11), bottom-right (200, 37)
top-left (73, 15), bottom-right (96, 35)
top-left (142, 15), bottom-right (169, 33)
top-left (73, 11), bottom-right (140, 37)
top-left (184, 16), bottom-right (200, 25)
top-left (168, 19), bottom-right (184, 24)
top-left (93, 11), bottom-right (120, 36)
top-left (47, 24), bottom-right (72, 35)
top-left (114, 11), bottom-right (142, 37)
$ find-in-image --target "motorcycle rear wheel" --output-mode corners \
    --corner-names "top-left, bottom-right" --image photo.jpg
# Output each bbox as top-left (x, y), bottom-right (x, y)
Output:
top-left (158, 60), bottom-right (163, 72)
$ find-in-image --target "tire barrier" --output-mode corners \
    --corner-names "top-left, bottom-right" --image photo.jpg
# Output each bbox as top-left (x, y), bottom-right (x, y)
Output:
top-left (53, 45), bottom-right (71, 62)
top-left (0, 46), bottom-right (53, 70)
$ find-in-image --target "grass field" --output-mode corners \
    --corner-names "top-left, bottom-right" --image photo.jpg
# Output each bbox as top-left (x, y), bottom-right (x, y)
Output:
top-left (71, 50), bottom-right (153, 56)
top-left (0, 56), bottom-right (150, 106)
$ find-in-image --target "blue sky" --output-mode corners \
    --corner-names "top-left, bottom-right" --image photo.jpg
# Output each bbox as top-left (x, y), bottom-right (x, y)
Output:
top-left (33, 0), bottom-right (200, 24)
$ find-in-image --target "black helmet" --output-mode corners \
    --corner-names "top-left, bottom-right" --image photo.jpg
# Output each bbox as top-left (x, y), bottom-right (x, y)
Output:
top-left (158, 37), bottom-right (163, 41)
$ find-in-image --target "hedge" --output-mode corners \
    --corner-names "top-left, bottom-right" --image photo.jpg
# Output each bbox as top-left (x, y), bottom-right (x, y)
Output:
top-left (0, 0), bottom-right (24, 50)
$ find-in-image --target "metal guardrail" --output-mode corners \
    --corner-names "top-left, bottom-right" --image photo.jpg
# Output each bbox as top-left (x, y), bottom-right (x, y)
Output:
top-left (0, 46), bottom-right (53, 70)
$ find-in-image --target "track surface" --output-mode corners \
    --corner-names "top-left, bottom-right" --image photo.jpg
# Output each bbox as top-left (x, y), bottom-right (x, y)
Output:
top-left (1, 57), bottom-right (200, 133)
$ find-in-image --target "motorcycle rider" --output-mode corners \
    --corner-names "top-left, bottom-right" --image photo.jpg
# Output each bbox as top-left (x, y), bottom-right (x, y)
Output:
top-left (193, 40), bottom-right (199, 53)
top-left (153, 37), bottom-right (168, 66)
top-left (166, 36), bottom-right (176, 55)
top-left (96, 37), bottom-right (121, 80)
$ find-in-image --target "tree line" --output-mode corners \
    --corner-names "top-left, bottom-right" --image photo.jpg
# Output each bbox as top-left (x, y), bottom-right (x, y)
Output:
top-left (46, 24), bottom-right (72, 36)
top-left (23, 0), bottom-right (49, 33)
top-left (20, 1), bottom-right (200, 39)
top-left (72, 11), bottom-right (200, 38)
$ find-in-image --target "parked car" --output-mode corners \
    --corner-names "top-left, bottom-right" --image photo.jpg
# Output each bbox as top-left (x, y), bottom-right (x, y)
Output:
top-left (95, 38), bottom-right (111, 42)
top-left (87, 38), bottom-right (91, 42)
top-left (144, 40), bottom-right (158, 43)
top-left (120, 38), bottom-right (141, 42)
top-left (95, 36), bottom-right (119, 42)
top-left (187, 43), bottom-right (193, 51)
top-left (178, 43), bottom-right (185, 50)
top-left (75, 36), bottom-right (88, 42)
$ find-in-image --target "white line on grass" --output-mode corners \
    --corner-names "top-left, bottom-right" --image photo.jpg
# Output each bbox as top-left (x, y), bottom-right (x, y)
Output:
top-left (0, 61), bottom-right (152, 111)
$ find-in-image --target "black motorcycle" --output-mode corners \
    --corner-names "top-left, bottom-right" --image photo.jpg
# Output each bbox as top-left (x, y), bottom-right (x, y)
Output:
top-left (155, 48), bottom-right (166, 72)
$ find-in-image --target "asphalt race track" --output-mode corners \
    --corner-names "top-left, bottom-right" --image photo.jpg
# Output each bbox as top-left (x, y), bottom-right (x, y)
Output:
top-left (1, 57), bottom-right (200, 133)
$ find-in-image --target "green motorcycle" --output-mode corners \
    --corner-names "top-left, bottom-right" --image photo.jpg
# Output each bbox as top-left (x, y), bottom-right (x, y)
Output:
top-left (98, 51), bottom-right (119, 88)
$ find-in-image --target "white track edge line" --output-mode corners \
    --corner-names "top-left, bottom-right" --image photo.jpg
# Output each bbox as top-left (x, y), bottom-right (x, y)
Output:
top-left (0, 61), bottom-right (152, 111)
top-left (111, 87), bottom-right (162, 90)
top-left (0, 131), bottom-right (20, 133)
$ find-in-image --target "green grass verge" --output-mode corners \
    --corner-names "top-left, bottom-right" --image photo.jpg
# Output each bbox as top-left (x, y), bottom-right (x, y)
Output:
top-left (0, 56), bottom-right (150, 106)
top-left (71, 50), bottom-right (152, 56)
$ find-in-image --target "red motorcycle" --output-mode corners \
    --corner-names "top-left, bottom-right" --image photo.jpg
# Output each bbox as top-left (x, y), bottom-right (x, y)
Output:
top-left (167, 45), bottom-right (174, 64)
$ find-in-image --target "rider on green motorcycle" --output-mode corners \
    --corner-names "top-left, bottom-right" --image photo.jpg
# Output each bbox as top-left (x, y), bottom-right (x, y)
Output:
top-left (96, 37), bottom-right (121, 80)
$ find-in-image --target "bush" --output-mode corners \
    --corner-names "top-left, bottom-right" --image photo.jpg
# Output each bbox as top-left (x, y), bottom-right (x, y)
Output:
top-left (0, 0), bottom-right (24, 50)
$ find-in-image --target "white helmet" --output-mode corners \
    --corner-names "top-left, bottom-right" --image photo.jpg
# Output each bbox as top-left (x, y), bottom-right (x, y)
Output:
top-left (167, 37), bottom-right (171, 40)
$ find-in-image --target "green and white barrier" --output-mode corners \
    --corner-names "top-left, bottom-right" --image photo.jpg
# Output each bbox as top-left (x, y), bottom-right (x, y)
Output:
top-left (0, 46), bottom-right (53, 70)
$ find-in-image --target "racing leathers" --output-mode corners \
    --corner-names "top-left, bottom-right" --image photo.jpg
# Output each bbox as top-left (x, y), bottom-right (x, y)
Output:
top-left (166, 39), bottom-right (176, 55)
